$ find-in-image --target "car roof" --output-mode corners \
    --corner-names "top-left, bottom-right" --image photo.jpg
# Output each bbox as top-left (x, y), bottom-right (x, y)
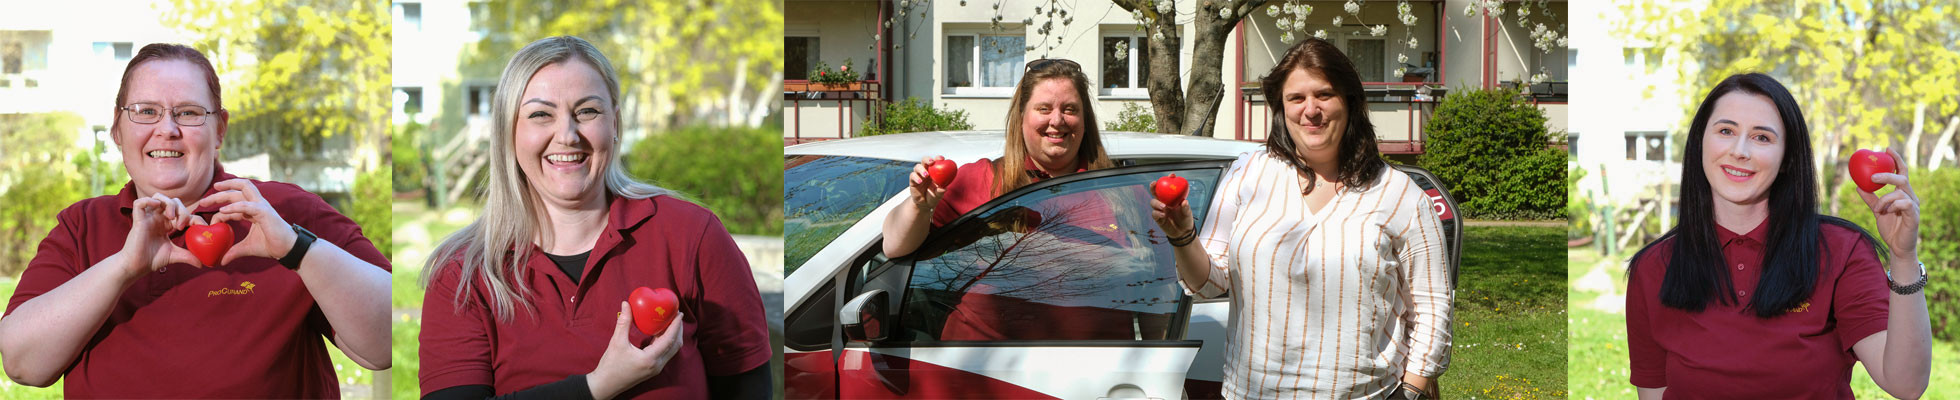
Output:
top-left (785, 131), bottom-right (1263, 163)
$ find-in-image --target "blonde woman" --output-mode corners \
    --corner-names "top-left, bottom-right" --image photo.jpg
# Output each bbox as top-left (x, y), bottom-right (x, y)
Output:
top-left (417, 36), bottom-right (770, 400)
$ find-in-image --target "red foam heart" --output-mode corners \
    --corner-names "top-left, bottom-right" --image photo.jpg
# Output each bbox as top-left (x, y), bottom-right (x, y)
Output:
top-left (185, 222), bottom-right (233, 266)
top-left (1847, 149), bottom-right (1897, 193)
top-left (928, 159), bottom-right (958, 188)
top-left (1153, 174), bottom-right (1189, 205)
top-left (629, 286), bottom-right (679, 336)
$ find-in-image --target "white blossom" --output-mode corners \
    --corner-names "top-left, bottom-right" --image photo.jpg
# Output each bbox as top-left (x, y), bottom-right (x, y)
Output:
top-left (1157, 0), bottom-right (1173, 14)
top-left (1343, 0), bottom-right (1360, 15)
top-left (1268, 5), bottom-right (1280, 17)
top-left (1464, 3), bottom-right (1477, 17)
top-left (1370, 24), bottom-right (1387, 36)
top-left (1153, 30), bottom-right (1166, 41)
top-left (1397, 53), bottom-right (1408, 64)
top-left (1408, 37), bottom-right (1418, 48)
top-left (1394, 68), bottom-right (1406, 78)
top-left (1313, 29), bottom-right (1328, 40)
top-left (1281, 31), bottom-right (1295, 43)
top-left (1332, 16), bottom-right (1342, 26)
top-left (1293, 18), bottom-right (1305, 30)
top-left (1400, 13), bottom-right (1417, 25)
top-left (1220, 7), bottom-right (1232, 19)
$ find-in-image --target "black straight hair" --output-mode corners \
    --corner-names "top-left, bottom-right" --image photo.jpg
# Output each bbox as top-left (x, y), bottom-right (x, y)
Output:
top-left (1629, 73), bottom-right (1882, 318)
top-left (1259, 37), bottom-right (1385, 193)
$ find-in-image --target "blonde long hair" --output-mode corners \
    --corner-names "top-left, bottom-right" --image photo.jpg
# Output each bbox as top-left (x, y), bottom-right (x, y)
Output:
top-left (425, 36), bottom-right (675, 323)
top-left (993, 59), bottom-right (1113, 197)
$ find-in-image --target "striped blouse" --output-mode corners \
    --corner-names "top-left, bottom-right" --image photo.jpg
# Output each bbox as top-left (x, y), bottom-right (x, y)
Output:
top-left (1187, 151), bottom-right (1453, 399)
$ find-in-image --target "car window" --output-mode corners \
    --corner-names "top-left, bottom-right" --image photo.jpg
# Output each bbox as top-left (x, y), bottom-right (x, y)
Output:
top-left (785, 155), bottom-right (913, 276)
top-left (895, 163), bottom-right (1225, 342)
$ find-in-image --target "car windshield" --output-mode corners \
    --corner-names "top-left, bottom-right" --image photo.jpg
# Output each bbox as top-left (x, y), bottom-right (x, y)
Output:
top-left (784, 155), bottom-right (914, 275)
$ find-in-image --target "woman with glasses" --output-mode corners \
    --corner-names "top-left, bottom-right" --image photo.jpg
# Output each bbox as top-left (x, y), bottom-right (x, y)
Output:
top-left (417, 36), bottom-right (771, 400)
top-left (1151, 38), bottom-right (1451, 399)
top-left (0, 43), bottom-right (392, 397)
top-left (1624, 73), bottom-right (1930, 399)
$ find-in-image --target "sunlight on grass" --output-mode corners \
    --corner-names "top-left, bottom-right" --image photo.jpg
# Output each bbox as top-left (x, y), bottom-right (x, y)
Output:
top-left (1445, 225), bottom-right (1568, 399)
top-left (1566, 245), bottom-right (1960, 399)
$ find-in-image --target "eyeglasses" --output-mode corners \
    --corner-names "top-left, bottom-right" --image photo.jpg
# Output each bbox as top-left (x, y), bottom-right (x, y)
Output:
top-left (1025, 58), bottom-right (1082, 72)
top-left (120, 103), bottom-right (220, 126)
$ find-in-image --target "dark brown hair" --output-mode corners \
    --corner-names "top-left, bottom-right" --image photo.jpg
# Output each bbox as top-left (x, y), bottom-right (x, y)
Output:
top-left (1259, 38), bottom-right (1384, 192)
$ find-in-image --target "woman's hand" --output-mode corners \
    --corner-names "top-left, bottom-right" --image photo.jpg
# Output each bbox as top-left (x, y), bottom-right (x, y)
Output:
top-left (588, 301), bottom-right (686, 400)
top-left (907, 156), bottom-right (951, 210)
top-left (123, 193), bottom-right (203, 273)
top-left (1150, 195), bottom-right (1194, 240)
top-left (195, 179), bottom-right (296, 266)
top-left (1855, 148), bottom-right (1919, 262)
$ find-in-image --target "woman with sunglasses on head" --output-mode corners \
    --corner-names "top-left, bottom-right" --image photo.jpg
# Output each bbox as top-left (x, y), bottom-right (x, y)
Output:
top-left (1624, 73), bottom-right (1930, 399)
top-left (0, 43), bottom-right (392, 397)
top-left (881, 58), bottom-right (1114, 259)
top-left (878, 58), bottom-right (1166, 342)
top-left (1150, 38), bottom-right (1451, 399)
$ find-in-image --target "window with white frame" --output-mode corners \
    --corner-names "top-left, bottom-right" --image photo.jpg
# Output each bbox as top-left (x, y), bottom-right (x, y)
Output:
top-left (1343, 37), bottom-right (1386, 82)
top-left (785, 37), bottom-right (819, 81)
top-left (945, 32), bottom-right (1025, 95)
top-left (395, 2), bottom-right (423, 33)
top-left (465, 85), bottom-right (494, 117)
top-left (1624, 131), bottom-right (1666, 162)
top-left (1100, 33), bottom-right (1148, 97)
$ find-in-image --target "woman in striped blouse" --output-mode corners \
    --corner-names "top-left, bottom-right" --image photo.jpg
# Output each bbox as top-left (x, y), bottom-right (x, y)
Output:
top-left (1152, 38), bottom-right (1452, 399)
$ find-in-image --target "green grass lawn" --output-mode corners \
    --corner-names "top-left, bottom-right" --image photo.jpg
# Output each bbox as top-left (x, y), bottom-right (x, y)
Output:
top-left (1566, 244), bottom-right (1960, 399)
top-left (1444, 225), bottom-right (1569, 399)
top-left (392, 199), bottom-right (481, 397)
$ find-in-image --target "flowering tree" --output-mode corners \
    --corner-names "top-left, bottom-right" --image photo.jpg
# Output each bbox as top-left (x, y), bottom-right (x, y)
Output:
top-left (888, 0), bottom-right (1565, 137)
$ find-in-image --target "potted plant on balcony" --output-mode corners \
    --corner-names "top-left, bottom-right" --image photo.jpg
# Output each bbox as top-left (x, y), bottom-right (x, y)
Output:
top-left (808, 59), bottom-right (862, 91)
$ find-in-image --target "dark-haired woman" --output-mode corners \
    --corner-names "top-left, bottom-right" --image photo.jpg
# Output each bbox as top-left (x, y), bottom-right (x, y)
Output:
top-left (1151, 38), bottom-right (1451, 399)
top-left (1625, 73), bottom-right (1929, 399)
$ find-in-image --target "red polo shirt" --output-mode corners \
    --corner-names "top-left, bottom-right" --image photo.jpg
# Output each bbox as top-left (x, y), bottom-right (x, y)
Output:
top-left (924, 157), bottom-right (1153, 341)
top-left (2, 165), bottom-right (391, 398)
top-left (1625, 219), bottom-right (1890, 398)
top-left (418, 195), bottom-right (771, 398)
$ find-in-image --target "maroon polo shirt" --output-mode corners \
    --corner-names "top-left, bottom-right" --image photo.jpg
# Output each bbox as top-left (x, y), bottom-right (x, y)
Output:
top-left (2, 164), bottom-right (391, 398)
top-left (929, 157), bottom-right (1094, 227)
top-left (1625, 219), bottom-right (1890, 398)
top-left (418, 195), bottom-right (771, 398)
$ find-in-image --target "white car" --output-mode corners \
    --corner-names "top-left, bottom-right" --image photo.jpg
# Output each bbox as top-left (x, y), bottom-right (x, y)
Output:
top-left (782, 131), bottom-right (1461, 399)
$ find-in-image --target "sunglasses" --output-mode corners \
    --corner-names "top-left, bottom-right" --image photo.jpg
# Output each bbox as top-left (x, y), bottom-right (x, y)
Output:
top-left (1025, 58), bottom-right (1082, 72)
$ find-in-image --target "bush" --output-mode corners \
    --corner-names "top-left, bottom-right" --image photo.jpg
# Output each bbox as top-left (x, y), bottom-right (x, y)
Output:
top-left (1104, 102), bottom-right (1157, 133)
top-left (391, 121), bottom-right (427, 195)
top-left (624, 125), bottom-right (783, 236)
top-left (1417, 87), bottom-right (1565, 220)
top-left (1566, 165), bottom-right (1592, 240)
top-left (0, 113), bottom-right (122, 278)
top-left (1831, 167), bottom-right (1960, 341)
top-left (347, 164), bottom-right (392, 259)
top-left (858, 98), bottom-right (974, 137)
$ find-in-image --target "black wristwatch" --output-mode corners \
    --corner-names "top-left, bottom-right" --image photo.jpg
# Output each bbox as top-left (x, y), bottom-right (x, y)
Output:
top-left (280, 223), bottom-right (316, 271)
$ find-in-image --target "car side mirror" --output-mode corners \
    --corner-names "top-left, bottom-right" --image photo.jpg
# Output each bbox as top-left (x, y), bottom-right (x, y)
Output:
top-left (840, 289), bottom-right (889, 342)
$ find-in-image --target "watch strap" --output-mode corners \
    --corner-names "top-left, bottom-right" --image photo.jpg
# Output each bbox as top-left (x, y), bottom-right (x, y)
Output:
top-left (280, 223), bottom-right (316, 271)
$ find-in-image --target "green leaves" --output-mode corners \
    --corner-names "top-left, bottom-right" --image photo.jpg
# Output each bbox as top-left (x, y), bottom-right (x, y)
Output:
top-left (1418, 87), bottom-right (1564, 220)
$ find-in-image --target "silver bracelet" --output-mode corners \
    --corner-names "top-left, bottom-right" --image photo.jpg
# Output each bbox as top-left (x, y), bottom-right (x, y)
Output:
top-left (1887, 261), bottom-right (1928, 295)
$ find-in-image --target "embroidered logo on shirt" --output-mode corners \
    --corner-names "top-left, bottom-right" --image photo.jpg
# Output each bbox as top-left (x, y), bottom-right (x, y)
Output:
top-left (209, 281), bottom-right (256, 297)
top-left (1787, 301), bottom-right (1810, 313)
